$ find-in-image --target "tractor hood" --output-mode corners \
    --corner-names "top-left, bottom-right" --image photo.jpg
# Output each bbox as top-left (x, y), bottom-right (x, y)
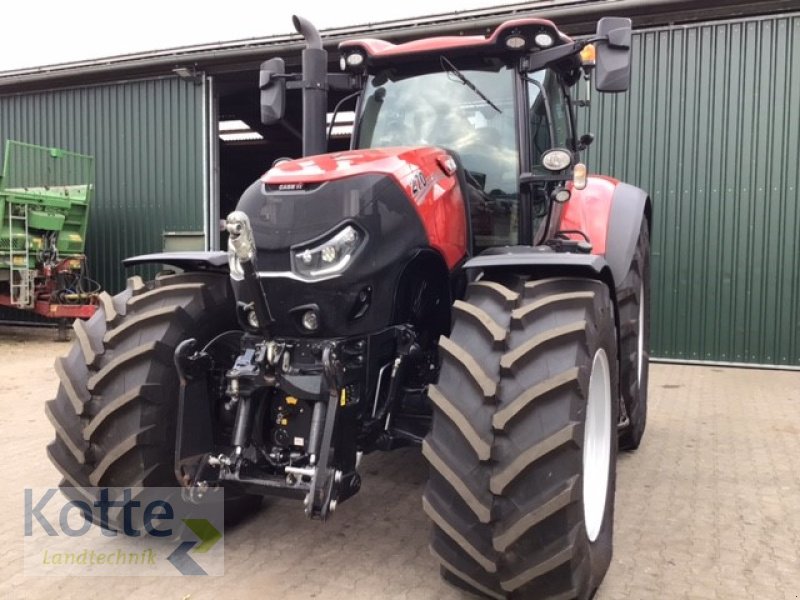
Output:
top-left (249, 145), bottom-right (467, 269)
top-left (235, 149), bottom-right (436, 338)
top-left (239, 147), bottom-right (435, 257)
top-left (233, 145), bottom-right (466, 338)
top-left (261, 146), bottom-right (453, 202)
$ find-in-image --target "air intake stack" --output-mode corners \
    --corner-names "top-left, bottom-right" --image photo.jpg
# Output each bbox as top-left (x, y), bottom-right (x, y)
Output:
top-left (293, 15), bottom-right (328, 157)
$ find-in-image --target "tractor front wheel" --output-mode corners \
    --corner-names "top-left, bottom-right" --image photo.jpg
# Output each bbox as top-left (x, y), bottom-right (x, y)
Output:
top-left (424, 276), bottom-right (618, 599)
top-left (46, 271), bottom-right (260, 524)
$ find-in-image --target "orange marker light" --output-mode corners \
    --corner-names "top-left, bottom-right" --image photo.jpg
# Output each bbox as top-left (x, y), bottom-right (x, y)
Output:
top-left (573, 163), bottom-right (588, 190)
top-left (580, 43), bottom-right (596, 66)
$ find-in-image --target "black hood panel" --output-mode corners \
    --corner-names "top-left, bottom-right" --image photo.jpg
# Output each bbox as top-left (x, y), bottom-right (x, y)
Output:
top-left (234, 172), bottom-right (429, 337)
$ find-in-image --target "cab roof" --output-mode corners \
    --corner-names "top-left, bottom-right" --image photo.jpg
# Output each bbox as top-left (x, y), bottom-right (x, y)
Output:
top-left (339, 18), bottom-right (572, 63)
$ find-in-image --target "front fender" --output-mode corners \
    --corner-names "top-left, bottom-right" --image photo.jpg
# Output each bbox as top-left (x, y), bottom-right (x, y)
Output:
top-left (463, 249), bottom-right (622, 372)
top-left (122, 251), bottom-right (229, 272)
top-left (463, 249), bottom-right (616, 301)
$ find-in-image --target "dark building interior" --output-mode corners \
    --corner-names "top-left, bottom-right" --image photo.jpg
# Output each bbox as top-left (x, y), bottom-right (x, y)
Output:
top-left (216, 65), bottom-right (354, 244)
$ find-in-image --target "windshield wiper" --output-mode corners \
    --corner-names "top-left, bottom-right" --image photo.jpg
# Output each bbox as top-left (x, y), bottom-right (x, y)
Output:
top-left (440, 56), bottom-right (502, 114)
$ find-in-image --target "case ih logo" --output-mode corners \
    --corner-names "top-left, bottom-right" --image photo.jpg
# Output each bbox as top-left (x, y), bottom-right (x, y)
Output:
top-left (278, 183), bottom-right (304, 191)
top-left (23, 487), bottom-right (224, 576)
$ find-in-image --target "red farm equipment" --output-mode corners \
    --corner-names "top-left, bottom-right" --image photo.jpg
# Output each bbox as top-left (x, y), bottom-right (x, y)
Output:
top-left (47, 15), bottom-right (649, 599)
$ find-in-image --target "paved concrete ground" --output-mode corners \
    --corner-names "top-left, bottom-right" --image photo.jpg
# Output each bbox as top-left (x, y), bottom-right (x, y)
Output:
top-left (0, 326), bottom-right (799, 599)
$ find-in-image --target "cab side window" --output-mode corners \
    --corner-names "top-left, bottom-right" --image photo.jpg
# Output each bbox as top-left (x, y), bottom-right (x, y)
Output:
top-left (528, 70), bottom-right (572, 165)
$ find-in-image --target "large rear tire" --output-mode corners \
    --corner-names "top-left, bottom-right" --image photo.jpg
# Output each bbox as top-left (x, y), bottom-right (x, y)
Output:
top-left (617, 222), bottom-right (650, 451)
top-left (424, 276), bottom-right (618, 599)
top-left (46, 271), bottom-right (259, 523)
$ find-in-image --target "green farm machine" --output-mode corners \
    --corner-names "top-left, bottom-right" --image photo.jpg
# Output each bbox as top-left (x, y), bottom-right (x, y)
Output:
top-left (0, 141), bottom-right (99, 337)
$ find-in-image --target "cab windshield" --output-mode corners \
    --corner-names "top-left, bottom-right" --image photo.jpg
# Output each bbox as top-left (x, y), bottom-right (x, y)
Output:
top-left (356, 62), bottom-right (519, 250)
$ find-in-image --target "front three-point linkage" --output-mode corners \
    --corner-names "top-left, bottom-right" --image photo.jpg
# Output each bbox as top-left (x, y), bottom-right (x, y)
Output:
top-left (174, 337), bottom-right (217, 500)
top-left (299, 343), bottom-right (361, 520)
top-left (221, 341), bottom-right (274, 467)
top-left (206, 211), bottom-right (278, 475)
top-left (225, 212), bottom-right (361, 518)
top-left (174, 211), bottom-right (280, 495)
top-left (175, 211), bottom-right (360, 516)
top-left (173, 336), bottom-right (276, 498)
top-left (281, 342), bottom-right (362, 519)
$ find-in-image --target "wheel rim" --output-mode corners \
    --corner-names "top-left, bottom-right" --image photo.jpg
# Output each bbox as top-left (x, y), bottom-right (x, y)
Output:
top-left (583, 348), bottom-right (611, 543)
top-left (637, 281), bottom-right (645, 388)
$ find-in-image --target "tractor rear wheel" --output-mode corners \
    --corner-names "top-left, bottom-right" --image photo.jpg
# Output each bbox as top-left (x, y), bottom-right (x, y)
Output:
top-left (424, 276), bottom-right (618, 599)
top-left (45, 271), bottom-right (260, 524)
top-left (617, 222), bottom-right (650, 451)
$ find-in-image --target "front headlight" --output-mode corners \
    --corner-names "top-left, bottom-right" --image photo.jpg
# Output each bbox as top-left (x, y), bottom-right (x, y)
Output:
top-left (291, 224), bottom-right (363, 279)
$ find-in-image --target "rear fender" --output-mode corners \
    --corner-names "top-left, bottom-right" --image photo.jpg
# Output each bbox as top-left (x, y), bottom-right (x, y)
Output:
top-left (604, 183), bottom-right (651, 285)
top-left (122, 251), bottom-right (229, 272)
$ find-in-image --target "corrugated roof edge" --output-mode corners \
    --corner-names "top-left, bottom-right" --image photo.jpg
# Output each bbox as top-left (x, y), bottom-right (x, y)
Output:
top-left (0, 0), bottom-right (793, 91)
top-left (0, 0), bottom-right (587, 76)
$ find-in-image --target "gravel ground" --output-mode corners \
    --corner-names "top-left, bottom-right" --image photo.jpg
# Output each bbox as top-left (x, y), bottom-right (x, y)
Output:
top-left (1, 325), bottom-right (799, 599)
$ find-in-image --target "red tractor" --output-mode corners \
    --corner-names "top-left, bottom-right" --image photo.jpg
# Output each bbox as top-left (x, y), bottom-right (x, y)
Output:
top-left (47, 14), bottom-right (650, 599)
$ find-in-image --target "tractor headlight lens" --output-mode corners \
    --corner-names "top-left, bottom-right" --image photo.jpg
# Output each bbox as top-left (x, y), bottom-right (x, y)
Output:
top-left (321, 245), bottom-right (337, 263)
top-left (553, 188), bottom-right (572, 203)
top-left (345, 52), bottom-right (364, 68)
top-left (292, 224), bottom-right (363, 279)
top-left (505, 34), bottom-right (527, 50)
top-left (535, 33), bottom-right (554, 48)
top-left (541, 148), bottom-right (573, 172)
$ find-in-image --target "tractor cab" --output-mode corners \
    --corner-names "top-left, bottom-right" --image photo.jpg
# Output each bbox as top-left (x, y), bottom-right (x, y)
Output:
top-left (355, 58), bottom-right (521, 252)
top-left (260, 16), bottom-right (632, 255)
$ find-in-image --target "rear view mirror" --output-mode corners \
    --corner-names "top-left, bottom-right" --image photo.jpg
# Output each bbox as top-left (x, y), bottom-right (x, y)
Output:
top-left (595, 17), bottom-right (632, 93)
top-left (577, 133), bottom-right (595, 151)
top-left (260, 58), bottom-right (286, 125)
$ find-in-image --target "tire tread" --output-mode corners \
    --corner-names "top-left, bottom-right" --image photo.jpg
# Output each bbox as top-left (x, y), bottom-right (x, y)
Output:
top-left (425, 276), bottom-right (619, 599)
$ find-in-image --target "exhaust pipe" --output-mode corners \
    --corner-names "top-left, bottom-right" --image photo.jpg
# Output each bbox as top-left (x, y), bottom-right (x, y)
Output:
top-left (293, 15), bottom-right (327, 157)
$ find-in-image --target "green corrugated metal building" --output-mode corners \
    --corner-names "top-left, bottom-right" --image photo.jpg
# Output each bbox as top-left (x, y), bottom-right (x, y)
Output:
top-left (587, 13), bottom-right (800, 367)
top-left (0, 0), bottom-right (798, 367)
top-left (0, 78), bottom-right (209, 292)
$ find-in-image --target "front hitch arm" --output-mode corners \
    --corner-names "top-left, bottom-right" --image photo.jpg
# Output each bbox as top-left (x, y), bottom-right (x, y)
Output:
top-left (173, 339), bottom-right (216, 489)
top-left (304, 343), bottom-right (361, 519)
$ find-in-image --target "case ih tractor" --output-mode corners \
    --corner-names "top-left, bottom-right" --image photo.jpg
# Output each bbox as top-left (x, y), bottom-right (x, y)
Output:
top-left (47, 14), bottom-right (650, 599)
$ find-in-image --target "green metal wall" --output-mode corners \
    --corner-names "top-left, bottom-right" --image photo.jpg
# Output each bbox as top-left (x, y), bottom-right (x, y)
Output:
top-left (586, 14), bottom-right (800, 367)
top-left (2, 14), bottom-right (798, 366)
top-left (0, 76), bottom-right (206, 302)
